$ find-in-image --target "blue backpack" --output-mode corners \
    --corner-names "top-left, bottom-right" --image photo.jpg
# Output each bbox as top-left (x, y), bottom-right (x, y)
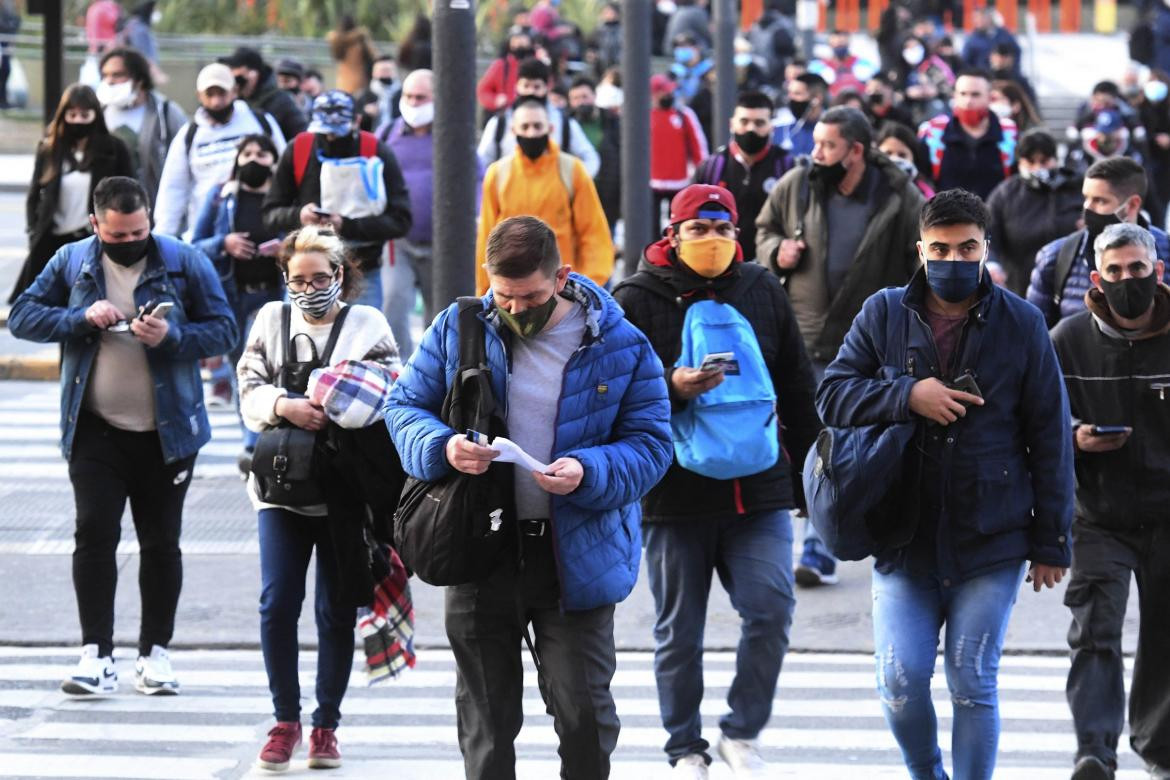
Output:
top-left (671, 298), bottom-right (779, 480)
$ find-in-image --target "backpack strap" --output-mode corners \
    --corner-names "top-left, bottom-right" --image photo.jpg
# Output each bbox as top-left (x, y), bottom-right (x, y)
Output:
top-left (248, 104), bottom-right (274, 138)
top-left (792, 155), bottom-right (812, 242)
top-left (697, 151), bottom-right (728, 186)
top-left (555, 152), bottom-right (575, 203)
top-left (560, 108), bottom-right (572, 154)
top-left (883, 288), bottom-right (910, 374)
top-left (318, 304), bottom-right (353, 366)
top-left (493, 111), bottom-right (507, 147)
top-left (1052, 229), bottom-right (1084, 308)
top-left (278, 302), bottom-right (291, 389)
top-left (293, 131), bottom-right (316, 189)
top-left (456, 296), bottom-right (487, 372)
top-left (183, 121), bottom-right (198, 156)
top-left (358, 130), bottom-right (378, 157)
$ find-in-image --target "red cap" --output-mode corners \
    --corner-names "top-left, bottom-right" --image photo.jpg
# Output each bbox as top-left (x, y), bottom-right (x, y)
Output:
top-left (668, 184), bottom-right (739, 226)
top-left (650, 73), bottom-right (676, 96)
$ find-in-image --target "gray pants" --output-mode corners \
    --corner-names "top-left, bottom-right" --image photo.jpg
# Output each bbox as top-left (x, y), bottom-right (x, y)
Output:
top-left (383, 238), bottom-right (434, 358)
top-left (444, 533), bottom-right (620, 780)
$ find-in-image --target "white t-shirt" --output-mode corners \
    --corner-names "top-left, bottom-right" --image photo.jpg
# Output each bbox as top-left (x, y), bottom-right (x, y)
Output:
top-left (52, 151), bottom-right (92, 235)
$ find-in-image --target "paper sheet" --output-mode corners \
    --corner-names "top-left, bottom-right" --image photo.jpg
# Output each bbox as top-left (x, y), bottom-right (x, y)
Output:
top-left (487, 436), bottom-right (550, 474)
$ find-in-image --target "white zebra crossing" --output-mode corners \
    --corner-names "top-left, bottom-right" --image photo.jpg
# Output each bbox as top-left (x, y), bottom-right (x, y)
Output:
top-left (0, 647), bottom-right (1146, 779)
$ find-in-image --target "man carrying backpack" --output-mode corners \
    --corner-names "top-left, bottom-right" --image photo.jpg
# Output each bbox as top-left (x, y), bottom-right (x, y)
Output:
top-left (475, 97), bottom-right (612, 296)
top-left (263, 90), bottom-right (412, 310)
top-left (154, 63), bottom-right (286, 239)
top-left (386, 215), bottom-right (672, 779)
top-left (613, 184), bottom-right (820, 779)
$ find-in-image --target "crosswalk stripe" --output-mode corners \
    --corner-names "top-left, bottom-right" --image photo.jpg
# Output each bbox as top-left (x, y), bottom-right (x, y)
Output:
top-left (0, 647), bottom-right (1145, 778)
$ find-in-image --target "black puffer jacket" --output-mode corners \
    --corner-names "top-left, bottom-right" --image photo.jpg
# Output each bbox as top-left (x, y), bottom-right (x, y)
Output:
top-left (613, 242), bottom-right (821, 522)
top-left (1050, 285), bottom-right (1170, 530)
top-left (986, 169), bottom-right (1083, 297)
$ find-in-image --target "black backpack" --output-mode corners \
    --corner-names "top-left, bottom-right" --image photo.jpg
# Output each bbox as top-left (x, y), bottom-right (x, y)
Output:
top-left (393, 298), bottom-right (516, 586)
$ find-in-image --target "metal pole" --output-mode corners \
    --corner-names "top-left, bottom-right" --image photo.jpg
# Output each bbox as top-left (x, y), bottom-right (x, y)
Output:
top-left (431, 0), bottom-right (477, 309)
top-left (796, 0), bottom-right (818, 60)
top-left (621, 0), bottom-right (652, 279)
top-left (712, 0), bottom-right (736, 149)
top-left (43, 0), bottom-right (63, 126)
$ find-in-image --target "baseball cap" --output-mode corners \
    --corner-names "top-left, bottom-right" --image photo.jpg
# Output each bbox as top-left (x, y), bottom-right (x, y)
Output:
top-left (1094, 110), bottom-right (1123, 133)
top-left (275, 59), bottom-right (305, 80)
top-left (669, 184), bottom-right (739, 226)
top-left (221, 46), bottom-right (265, 72)
top-left (196, 63), bottom-right (235, 94)
top-left (308, 90), bottom-right (356, 136)
top-left (650, 74), bottom-right (676, 96)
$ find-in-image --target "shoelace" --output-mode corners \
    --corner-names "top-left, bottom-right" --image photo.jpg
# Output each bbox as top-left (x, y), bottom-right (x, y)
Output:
top-left (267, 724), bottom-right (299, 745)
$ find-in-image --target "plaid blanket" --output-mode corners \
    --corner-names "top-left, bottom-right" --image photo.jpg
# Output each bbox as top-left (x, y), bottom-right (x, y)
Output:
top-left (308, 360), bottom-right (397, 430)
top-left (358, 542), bottom-right (416, 685)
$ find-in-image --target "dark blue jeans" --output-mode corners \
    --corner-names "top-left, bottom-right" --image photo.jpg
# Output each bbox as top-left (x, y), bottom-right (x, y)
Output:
top-left (258, 508), bottom-right (356, 729)
top-left (872, 562), bottom-right (1026, 780)
top-left (645, 509), bottom-right (795, 763)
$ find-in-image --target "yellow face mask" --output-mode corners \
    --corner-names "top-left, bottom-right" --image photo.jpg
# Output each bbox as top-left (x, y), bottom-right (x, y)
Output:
top-left (677, 236), bottom-right (737, 278)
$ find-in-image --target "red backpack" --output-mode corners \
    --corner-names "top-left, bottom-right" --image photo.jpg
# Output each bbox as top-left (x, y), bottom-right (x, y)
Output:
top-left (292, 130), bottom-right (379, 188)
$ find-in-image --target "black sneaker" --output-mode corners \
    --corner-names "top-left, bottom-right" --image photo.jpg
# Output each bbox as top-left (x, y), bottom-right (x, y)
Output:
top-left (1072, 756), bottom-right (1114, 780)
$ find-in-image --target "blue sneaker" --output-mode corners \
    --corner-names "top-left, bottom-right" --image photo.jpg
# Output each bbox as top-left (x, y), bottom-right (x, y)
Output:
top-left (795, 545), bottom-right (839, 587)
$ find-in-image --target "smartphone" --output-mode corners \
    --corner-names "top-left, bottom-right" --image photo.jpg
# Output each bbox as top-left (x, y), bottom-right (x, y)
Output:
top-left (106, 320), bottom-right (131, 333)
top-left (257, 238), bottom-right (282, 256)
top-left (699, 351), bottom-right (739, 375)
top-left (148, 301), bottom-right (174, 319)
top-left (947, 372), bottom-right (983, 406)
top-left (1090, 425), bottom-right (1129, 436)
top-left (466, 429), bottom-right (487, 445)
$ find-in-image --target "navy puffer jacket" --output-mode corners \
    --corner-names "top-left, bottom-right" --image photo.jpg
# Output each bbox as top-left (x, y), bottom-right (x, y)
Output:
top-left (386, 274), bottom-right (673, 611)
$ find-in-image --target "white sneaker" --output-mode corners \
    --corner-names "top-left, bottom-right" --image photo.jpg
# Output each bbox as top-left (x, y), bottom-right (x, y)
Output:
top-left (61, 644), bottom-right (117, 695)
top-left (135, 645), bottom-right (180, 695)
top-left (717, 735), bottom-right (767, 777)
top-left (672, 753), bottom-right (709, 778)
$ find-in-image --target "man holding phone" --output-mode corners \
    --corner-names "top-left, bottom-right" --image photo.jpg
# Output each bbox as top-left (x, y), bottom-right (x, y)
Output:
top-left (1050, 223), bottom-right (1170, 780)
top-left (8, 176), bottom-right (236, 698)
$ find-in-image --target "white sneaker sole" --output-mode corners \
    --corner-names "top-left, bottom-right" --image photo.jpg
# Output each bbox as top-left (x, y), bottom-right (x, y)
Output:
top-left (307, 756), bottom-right (342, 769)
top-left (256, 758), bottom-right (291, 772)
top-left (61, 677), bottom-right (117, 696)
top-left (135, 677), bottom-right (180, 696)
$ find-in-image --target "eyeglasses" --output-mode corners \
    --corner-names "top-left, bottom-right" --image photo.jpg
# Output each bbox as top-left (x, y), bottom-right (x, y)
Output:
top-left (285, 271), bottom-right (337, 293)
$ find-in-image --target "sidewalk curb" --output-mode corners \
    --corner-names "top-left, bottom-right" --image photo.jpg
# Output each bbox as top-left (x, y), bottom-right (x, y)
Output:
top-left (0, 183), bottom-right (26, 195)
top-left (0, 356), bottom-right (58, 381)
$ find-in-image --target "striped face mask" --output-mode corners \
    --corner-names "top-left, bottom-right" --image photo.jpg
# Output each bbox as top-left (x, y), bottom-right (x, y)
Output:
top-left (289, 278), bottom-right (342, 319)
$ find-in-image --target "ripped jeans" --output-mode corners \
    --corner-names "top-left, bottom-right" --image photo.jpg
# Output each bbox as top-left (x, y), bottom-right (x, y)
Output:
top-left (871, 562), bottom-right (1026, 780)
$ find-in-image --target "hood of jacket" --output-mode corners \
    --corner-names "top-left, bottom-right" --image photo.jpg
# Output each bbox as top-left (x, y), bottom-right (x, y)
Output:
top-left (638, 235), bottom-right (747, 298)
top-left (481, 271), bottom-right (620, 343)
top-left (1085, 281), bottom-right (1170, 340)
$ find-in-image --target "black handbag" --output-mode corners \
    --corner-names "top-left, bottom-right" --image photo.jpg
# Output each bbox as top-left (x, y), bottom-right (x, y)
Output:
top-left (251, 304), bottom-right (351, 507)
top-left (393, 297), bottom-right (515, 586)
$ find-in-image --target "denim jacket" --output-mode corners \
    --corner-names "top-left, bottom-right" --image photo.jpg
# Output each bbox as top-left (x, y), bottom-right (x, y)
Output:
top-left (8, 234), bottom-right (237, 463)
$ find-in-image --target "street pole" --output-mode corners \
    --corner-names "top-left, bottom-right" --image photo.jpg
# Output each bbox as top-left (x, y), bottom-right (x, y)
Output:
top-left (33, 0), bottom-right (63, 126)
top-left (431, 0), bottom-right (477, 309)
top-left (796, 0), bottom-right (818, 60)
top-left (621, 0), bottom-right (652, 279)
top-left (712, 0), bottom-right (736, 149)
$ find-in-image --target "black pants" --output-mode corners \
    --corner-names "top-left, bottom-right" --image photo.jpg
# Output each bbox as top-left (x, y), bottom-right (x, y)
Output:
top-left (445, 528), bottom-right (620, 780)
top-left (1066, 519), bottom-right (1170, 768)
top-left (68, 410), bottom-right (196, 657)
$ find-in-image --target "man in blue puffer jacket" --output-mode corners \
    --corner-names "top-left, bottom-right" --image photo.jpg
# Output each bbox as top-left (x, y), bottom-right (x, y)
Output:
top-left (386, 215), bottom-right (672, 780)
top-left (818, 189), bottom-right (1074, 780)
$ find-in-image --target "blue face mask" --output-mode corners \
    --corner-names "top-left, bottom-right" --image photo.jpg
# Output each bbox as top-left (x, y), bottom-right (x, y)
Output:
top-left (673, 46), bottom-right (696, 64)
top-left (926, 259), bottom-right (983, 303)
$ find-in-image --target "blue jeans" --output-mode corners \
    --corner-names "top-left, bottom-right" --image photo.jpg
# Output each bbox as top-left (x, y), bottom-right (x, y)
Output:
top-left (802, 360), bottom-right (833, 558)
top-left (871, 562), bottom-right (1026, 780)
top-left (645, 510), bottom-right (796, 763)
top-left (349, 263), bottom-right (384, 310)
top-left (383, 238), bottom-right (433, 359)
top-left (258, 508), bottom-right (356, 729)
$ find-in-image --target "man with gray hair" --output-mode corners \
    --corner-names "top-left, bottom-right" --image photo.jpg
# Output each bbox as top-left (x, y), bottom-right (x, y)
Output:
top-left (1050, 221), bottom-right (1170, 780)
top-left (754, 105), bottom-right (924, 586)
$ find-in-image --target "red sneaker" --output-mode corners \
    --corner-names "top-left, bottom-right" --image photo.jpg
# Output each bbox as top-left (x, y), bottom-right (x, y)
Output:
top-left (257, 721), bottom-right (302, 772)
top-left (307, 727), bottom-right (342, 769)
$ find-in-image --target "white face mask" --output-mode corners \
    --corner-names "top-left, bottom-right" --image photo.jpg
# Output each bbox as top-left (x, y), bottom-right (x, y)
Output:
top-left (595, 82), bottom-right (623, 110)
top-left (399, 98), bottom-right (434, 128)
top-left (97, 79), bottom-right (137, 109)
top-left (990, 101), bottom-right (1012, 119)
top-left (150, 8), bottom-right (162, 25)
top-left (903, 45), bottom-right (925, 66)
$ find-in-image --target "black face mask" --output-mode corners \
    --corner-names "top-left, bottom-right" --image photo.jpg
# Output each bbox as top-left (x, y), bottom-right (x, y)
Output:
top-left (238, 160), bottom-right (272, 188)
top-left (867, 92), bottom-right (886, 107)
top-left (285, 86), bottom-right (301, 95)
top-left (62, 121), bottom-right (95, 141)
top-left (657, 94), bottom-right (675, 109)
top-left (810, 160), bottom-right (848, 190)
top-left (234, 75), bottom-right (249, 91)
top-left (573, 105), bottom-right (598, 124)
top-left (1084, 207), bottom-right (1124, 240)
top-left (734, 130), bottom-right (769, 156)
top-left (1099, 273), bottom-right (1158, 320)
top-left (321, 134), bottom-right (357, 158)
top-left (510, 47), bottom-right (534, 60)
top-left (205, 104), bottom-right (234, 124)
top-left (788, 99), bottom-right (810, 119)
top-left (516, 134), bottom-right (549, 160)
top-left (377, 77), bottom-right (396, 87)
top-left (103, 237), bottom-right (150, 267)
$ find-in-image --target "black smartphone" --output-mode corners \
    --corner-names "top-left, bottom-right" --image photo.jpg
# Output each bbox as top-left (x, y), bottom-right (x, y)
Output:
top-left (948, 373), bottom-right (983, 406)
top-left (1090, 425), bottom-right (1129, 436)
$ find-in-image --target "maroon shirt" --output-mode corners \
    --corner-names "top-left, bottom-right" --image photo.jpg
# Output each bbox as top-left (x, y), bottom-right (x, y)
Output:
top-left (925, 308), bottom-right (967, 379)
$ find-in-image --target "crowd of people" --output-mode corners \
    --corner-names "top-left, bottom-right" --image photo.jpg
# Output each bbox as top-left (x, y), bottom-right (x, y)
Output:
top-left (5, 0), bottom-right (1170, 778)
